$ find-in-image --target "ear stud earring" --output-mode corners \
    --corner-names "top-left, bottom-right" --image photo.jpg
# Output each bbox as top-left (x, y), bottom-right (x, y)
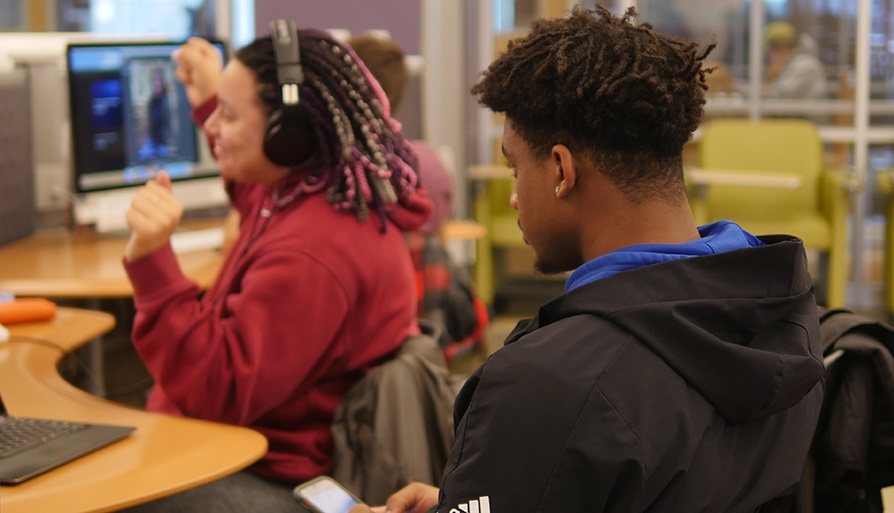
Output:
top-left (555, 186), bottom-right (560, 194)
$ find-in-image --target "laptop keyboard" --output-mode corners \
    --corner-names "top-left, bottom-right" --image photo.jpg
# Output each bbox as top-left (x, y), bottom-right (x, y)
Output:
top-left (0, 418), bottom-right (89, 458)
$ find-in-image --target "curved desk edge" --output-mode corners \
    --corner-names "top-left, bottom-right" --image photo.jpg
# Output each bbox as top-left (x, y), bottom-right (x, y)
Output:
top-left (0, 307), bottom-right (268, 513)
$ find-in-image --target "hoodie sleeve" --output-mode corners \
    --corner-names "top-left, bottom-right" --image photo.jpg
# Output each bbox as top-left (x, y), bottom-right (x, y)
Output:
top-left (435, 345), bottom-right (647, 513)
top-left (123, 242), bottom-right (351, 425)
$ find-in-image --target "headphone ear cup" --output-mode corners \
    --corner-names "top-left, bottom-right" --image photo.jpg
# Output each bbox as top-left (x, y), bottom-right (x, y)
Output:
top-left (264, 106), bottom-right (317, 167)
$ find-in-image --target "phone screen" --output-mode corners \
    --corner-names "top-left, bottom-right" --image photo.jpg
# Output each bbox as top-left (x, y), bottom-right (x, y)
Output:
top-left (299, 479), bottom-right (360, 513)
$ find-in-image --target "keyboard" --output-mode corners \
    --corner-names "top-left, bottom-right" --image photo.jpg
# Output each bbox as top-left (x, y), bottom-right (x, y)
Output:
top-left (0, 418), bottom-right (89, 459)
top-left (170, 227), bottom-right (225, 254)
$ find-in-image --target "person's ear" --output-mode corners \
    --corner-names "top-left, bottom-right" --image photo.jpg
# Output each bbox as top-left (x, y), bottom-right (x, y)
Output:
top-left (551, 144), bottom-right (576, 198)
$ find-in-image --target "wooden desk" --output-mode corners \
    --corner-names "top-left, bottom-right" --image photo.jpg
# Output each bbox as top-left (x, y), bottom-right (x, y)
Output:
top-left (683, 167), bottom-right (805, 229)
top-left (685, 167), bottom-right (803, 189)
top-left (0, 218), bottom-right (476, 298)
top-left (443, 219), bottom-right (487, 241)
top-left (0, 220), bottom-right (225, 299)
top-left (468, 164), bottom-right (513, 180)
top-left (0, 308), bottom-right (268, 513)
top-left (470, 164), bottom-right (806, 187)
top-left (0, 220), bottom-right (226, 396)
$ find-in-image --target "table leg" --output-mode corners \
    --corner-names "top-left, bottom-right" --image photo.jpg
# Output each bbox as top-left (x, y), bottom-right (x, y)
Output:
top-left (84, 299), bottom-right (107, 397)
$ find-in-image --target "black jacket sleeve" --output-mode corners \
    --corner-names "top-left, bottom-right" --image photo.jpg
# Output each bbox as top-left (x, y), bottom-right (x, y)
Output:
top-left (434, 340), bottom-right (647, 513)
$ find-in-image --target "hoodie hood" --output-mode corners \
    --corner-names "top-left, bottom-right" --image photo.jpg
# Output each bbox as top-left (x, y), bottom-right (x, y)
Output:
top-left (384, 182), bottom-right (434, 231)
top-left (261, 168), bottom-right (434, 233)
top-left (506, 235), bottom-right (824, 424)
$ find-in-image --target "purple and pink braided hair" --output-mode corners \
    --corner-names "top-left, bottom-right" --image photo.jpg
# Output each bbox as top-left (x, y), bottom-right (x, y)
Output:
top-left (235, 28), bottom-right (420, 222)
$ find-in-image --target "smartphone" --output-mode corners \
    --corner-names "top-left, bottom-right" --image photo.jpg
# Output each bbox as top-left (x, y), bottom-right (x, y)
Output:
top-left (293, 476), bottom-right (364, 513)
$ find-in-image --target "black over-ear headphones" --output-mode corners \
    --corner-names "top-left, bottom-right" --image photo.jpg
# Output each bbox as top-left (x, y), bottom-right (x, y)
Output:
top-left (264, 19), bottom-right (317, 167)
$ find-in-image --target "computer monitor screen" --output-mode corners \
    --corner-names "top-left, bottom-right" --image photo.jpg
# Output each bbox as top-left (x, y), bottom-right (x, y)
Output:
top-left (66, 40), bottom-right (226, 194)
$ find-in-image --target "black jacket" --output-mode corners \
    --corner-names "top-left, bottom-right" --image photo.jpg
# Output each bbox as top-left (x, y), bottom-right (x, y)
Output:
top-left (434, 236), bottom-right (825, 513)
top-left (812, 308), bottom-right (894, 513)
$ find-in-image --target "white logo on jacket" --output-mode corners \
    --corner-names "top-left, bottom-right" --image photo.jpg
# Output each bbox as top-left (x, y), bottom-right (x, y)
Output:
top-left (447, 496), bottom-right (491, 513)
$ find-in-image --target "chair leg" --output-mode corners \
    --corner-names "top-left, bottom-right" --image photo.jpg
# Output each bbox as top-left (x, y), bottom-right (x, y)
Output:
top-left (475, 241), bottom-right (495, 309)
top-left (473, 190), bottom-right (495, 307)
top-left (825, 247), bottom-right (847, 309)
top-left (886, 206), bottom-right (894, 318)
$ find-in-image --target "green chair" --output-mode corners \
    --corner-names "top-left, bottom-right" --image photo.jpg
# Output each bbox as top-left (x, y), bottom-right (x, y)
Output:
top-left (691, 118), bottom-right (855, 308)
top-left (472, 167), bottom-right (527, 306)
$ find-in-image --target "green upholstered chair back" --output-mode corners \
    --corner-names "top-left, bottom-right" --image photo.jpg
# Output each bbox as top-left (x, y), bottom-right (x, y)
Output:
top-left (699, 119), bottom-right (823, 213)
top-left (696, 118), bottom-right (851, 308)
top-left (485, 178), bottom-right (516, 217)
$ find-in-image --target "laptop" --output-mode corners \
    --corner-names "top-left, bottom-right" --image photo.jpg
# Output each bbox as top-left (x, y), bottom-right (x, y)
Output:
top-left (0, 389), bottom-right (135, 485)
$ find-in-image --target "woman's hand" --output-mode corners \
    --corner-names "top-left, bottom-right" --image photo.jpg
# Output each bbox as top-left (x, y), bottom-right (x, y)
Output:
top-left (172, 37), bottom-right (223, 107)
top-left (348, 483), bottom-right (440, 513)
top-left (124, 171), bottom-right (183, 262)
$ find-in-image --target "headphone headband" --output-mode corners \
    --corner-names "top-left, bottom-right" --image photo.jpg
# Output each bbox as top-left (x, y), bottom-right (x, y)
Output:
top-left (270, 19), bottom-right (303, 106)
top-left (264, 18), bottom-right (317, 167)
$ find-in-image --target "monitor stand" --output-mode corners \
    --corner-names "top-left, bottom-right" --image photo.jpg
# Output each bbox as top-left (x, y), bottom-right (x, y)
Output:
top-left (72, 176), bottom-right (228, 234)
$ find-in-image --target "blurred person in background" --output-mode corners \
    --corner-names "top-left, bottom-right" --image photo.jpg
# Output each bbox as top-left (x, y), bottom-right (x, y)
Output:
top-left (763, 20), bottom-right (827, 100)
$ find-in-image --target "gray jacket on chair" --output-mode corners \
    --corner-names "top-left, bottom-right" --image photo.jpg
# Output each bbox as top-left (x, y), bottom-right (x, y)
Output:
top-left (330, 326), bottom-right (461, 504)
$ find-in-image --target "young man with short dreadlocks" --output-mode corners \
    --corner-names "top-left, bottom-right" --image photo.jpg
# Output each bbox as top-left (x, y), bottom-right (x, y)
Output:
top-left (351, 6), bottom-right (823, 513)
top-left (120, 26), bottom-right (432, 513)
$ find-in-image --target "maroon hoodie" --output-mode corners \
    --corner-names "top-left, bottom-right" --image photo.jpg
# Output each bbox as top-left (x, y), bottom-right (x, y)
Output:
top-left (123, 96), bottom-right (433, 482)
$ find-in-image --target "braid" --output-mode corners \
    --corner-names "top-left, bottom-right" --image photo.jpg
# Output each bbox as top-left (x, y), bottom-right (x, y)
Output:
top-left (236, 29), bottom-right (420, 221)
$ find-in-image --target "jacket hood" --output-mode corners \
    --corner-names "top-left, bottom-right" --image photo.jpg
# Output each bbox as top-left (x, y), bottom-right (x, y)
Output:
top-left (507, 236), bottom-right (824, 424)
top-left (385, 182), bottom-right (434, 232)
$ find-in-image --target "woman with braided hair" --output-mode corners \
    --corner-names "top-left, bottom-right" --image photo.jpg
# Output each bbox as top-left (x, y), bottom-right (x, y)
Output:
top-left (120, 26), bottom-right (432, 512)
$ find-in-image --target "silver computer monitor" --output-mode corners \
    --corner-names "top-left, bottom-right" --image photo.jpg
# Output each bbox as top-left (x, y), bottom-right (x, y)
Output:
top-left (66, 40), bottom-right (228, 232)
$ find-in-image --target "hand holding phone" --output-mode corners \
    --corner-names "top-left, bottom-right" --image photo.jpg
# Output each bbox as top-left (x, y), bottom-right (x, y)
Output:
top-left (294, 476), bottom-right (364, 513)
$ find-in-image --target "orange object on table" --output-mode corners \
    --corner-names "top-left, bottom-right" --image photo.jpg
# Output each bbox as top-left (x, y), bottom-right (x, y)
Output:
top-left (0, 298), bottom-right (57, 324)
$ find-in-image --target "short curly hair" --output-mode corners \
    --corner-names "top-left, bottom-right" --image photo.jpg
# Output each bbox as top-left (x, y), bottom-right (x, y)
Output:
top-left (472, 6), bottom-right (714, 199)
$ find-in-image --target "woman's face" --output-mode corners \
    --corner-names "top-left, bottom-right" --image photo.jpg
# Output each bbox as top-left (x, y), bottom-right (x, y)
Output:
top-left (203, 60), bottom-right (288, 184)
